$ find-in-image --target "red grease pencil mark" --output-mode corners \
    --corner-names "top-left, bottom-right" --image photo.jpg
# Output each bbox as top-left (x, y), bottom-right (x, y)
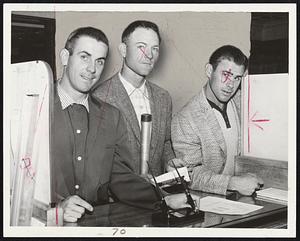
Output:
top-left (248, 75), bottom-right (251, 152)
top-left (20, 157), bottom-right (31, 169)
top-left (252, 119), bottom-right (270, 122)
top-left (247, 75), bottom-right (270, 153)
top-left (56, 206), bottom-right (58, 225)
top-left (20, 157), bottom-right (36, 181)
top-left (139, 47), bottom-right (151, 61)
top-left (253, 123), bottom-right (264, 131)
top-left (250, 111), bottom-right (270, 130)
top-left (19, 84), bottom-right (47, 182)
top-left (38, 84), bottom-right (48, 117)
top-left (221, 69), bottom-right (232, 83)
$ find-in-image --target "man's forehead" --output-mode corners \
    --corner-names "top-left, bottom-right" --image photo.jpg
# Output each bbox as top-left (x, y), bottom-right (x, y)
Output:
top-left (128, 27), bottom-right (159, 43)
top-left (216, 59), bottom-right (245, 74)
top-left (73, 36), bottom-right (108, 55)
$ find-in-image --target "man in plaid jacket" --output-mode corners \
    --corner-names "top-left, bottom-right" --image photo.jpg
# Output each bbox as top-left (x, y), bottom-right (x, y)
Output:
top-left (171, 45), bottom-right (263, 196)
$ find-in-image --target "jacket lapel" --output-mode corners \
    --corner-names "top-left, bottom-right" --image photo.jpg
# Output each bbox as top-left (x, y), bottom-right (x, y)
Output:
top-left (146, 81), bottom-right (161, 161)
top-left (232, 91), bottom-right (241, 153)
top-left (199, 88), bottom-right (227, 155)
top-left (111, 74), bottom-right (141, 143)
top-left (86, 97), bottom-right (102, 157)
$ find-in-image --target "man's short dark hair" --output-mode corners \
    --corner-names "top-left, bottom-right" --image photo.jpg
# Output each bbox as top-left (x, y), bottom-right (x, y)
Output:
top-left (65, 27), bottom-right (109, 55)
top-left (209, 45), bottom-right (248, 71)
top-left (121, 20), bottom-right (161, 44)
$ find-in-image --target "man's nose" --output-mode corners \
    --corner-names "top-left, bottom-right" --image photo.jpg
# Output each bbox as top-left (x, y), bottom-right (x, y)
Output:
top-left (143, 48), bottom-right (153, 60)
top-left (226, 78), bottom-right (234, 88)
top-left (87, 60), bottom-right (96, 73)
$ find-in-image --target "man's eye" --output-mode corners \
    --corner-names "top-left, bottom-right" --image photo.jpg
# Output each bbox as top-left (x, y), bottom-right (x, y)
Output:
top-left (80, 55), bottom-right (88, 61)
top-left (235, 77), bottom-right (242, 82)
top-left (96, 59), bottom-right (105, 65)
top-left (152, 47), bottom-right (159, 53)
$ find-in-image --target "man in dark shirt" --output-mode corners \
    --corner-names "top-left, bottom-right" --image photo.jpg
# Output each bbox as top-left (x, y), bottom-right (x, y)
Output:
top-left (53, 26), bottom-right (191, 223)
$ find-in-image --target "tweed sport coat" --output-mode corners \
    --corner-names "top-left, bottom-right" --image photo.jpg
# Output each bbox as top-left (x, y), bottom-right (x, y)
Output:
top-left (92, 73), bottom-right (175, 176)
top-left (171, 85), bottom-right (241, 195)
top-left (52, 86), bottom-right (159, 209)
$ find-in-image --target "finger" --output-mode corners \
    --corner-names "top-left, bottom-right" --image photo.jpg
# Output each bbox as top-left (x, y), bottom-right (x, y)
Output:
top-left (180, 203), bottom-right (193, 209)
top-left (64, 215), bottom-right (77, 223)
top-left (69, 203), bottom-right (85, 214)
top-left (64, 208), bottom-right (82, 219)
top-left (73, 196), bottom-right (93, 211)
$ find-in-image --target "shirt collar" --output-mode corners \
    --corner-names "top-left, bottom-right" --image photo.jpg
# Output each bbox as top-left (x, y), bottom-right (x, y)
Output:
top-left (118, 72), bottom-right (147, 95)
top-left (207, 98), bottom-right (227, 113)
top-left (57, 83), bottom-right (89, 112)
top-left (207, 98), bottom-right (231, 128)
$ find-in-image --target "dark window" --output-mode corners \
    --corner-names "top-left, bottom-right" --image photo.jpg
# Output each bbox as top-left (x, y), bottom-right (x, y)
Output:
top-left (11, 14), bottom-right (56, 79)
top-left (249, 13), bottom-right (288, 74)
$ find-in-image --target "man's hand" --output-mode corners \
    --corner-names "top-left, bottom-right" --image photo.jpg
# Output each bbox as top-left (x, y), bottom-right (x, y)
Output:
top-left (60, 195), bottom-right (93, 222)
top-left (164, 193), bottom-right (198, 210)
top-left (140, 173), bottom-right (153, 183)
top-left (228, 173), bottom-right (264, 196)
top-left (166, 158), bottom-right (186, 173)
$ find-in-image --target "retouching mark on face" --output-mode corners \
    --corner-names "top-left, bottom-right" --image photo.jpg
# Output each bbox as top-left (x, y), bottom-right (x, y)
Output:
top-left (139, 47), bottom-right (151, 61)
top-left (221, 68), bottom-right (232, 83)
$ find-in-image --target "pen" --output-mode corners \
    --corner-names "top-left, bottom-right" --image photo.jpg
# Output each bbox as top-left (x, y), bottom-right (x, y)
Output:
top-left (171, 161), bottom-right (196, 211)
top-left (147, 161), bottom-right (169, 213)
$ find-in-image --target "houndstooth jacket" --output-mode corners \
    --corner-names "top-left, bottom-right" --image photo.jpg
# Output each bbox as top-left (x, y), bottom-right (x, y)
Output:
top-left (92, 73), bottom-right (175, 176)
top-left (171, 84), bottom-right (241, 195)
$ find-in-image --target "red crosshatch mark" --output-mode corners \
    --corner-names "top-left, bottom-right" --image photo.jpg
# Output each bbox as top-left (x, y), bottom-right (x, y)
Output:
top-left (20, 157), bottom-right (31, 169)
top-left (221, 69), bottom-right (232, 83)
top-left (56, 207), bottom-right (58, 225)
top-left (20, 157), bottom-right (36, 180)
top-left (247, 75), bottom-right (271, 153)
top-left (139, 47), bottom-right (151, 61)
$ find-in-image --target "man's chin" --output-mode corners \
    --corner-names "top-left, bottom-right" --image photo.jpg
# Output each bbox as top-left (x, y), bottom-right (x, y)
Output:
top-left (136, 72), bottom-right (148, 78)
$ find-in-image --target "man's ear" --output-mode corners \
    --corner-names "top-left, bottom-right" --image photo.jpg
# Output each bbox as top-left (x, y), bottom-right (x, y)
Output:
top-left (205, 63), bottom-right (213, 79)
top-left (60, 48), bottom-right (70, 66)
top-left (118, 43), bottom-right (127, 58)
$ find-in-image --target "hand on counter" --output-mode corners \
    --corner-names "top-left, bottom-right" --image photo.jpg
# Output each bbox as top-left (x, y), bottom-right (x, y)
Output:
top-left (60, 195), bottom-right (93, 222)
top-left (228, 173), bottom-right (264, 196)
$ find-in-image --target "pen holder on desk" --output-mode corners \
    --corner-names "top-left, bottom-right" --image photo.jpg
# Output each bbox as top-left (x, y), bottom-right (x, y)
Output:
top-left (140, 114), bottom-right (152, 175)
top-left (152, 198), bottom-right (204, 227)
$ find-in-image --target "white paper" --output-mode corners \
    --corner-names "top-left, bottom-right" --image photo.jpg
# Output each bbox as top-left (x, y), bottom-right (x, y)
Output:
top-left (256, 188), bottom-right (288, 204)
top-left (199, 196), bottom-right (263, 215)
top-left (151, 166), bottom-right (190, 185)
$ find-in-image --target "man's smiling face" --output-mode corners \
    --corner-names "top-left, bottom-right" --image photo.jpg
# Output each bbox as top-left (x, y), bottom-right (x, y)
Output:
top-left (61, 35), bottom-right (108, 99)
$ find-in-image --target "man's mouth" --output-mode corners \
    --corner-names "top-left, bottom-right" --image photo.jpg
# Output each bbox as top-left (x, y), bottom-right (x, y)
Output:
top-left (81, 74), bottom-right (95, 81)
top-left (222, 89), bottom-right (233, 96)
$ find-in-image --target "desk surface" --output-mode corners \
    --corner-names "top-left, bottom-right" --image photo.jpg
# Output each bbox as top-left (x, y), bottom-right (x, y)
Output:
top-left (72, 191), bottom-right (287, 228)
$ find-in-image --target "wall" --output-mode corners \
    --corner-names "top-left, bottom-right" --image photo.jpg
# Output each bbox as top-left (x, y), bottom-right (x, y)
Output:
top-left (55, 11), bottom-right (251, 113)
